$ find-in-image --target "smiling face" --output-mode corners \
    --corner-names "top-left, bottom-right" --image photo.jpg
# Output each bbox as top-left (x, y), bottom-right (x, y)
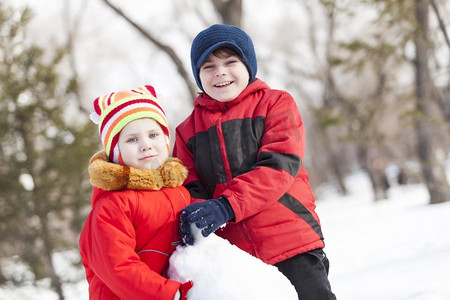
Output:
top-left (199, 49), bottom-right (250, 103)
top-left (118, 118), bottom-right (169, 170)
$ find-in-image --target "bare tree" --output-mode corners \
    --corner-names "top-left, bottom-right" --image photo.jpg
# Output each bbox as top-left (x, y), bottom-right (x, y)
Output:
top-left (303, 0), bottom-right (397, 199)
top-left (63, 0), bottom-right (90, 115)
top-left (305, 0), bottom-right (349, 195)
top-left (101, 0), bottom-right (198, 100)
top-left (413, 0), bottom-right (450, 204)
top-left (99, 0), bottom-right (245, 103)
top-left (430, 0), bottom-right (450, 51)
top-left (430, 0), bottom-right (450, 132)
top-left (305, 0), bottom-right (449, 201)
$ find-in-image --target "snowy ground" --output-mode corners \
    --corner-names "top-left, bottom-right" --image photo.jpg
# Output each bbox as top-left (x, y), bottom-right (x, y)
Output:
top-left (1, 170), bottom-right (449, 300)
top-left (317, 171), bottom-right (450, 300)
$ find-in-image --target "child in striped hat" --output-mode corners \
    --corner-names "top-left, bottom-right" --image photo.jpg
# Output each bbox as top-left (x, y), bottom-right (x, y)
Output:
top-left (89, 85), bottom-right (170, 168)
top-left (79, 85), bottom-right (193, 300)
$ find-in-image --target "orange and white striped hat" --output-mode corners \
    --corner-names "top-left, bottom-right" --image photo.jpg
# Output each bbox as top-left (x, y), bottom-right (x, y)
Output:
top-left (89, 85), bottom-right (170, 165)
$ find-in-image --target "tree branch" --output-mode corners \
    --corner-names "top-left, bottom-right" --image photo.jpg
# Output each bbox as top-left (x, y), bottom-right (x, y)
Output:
top-left (430, 0), bottom-right (450, 50)
top-left (101, 0), bottom-right (198, 100)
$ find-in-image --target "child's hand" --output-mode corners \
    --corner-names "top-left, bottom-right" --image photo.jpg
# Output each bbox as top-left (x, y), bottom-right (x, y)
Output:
top-left (179, 197), bottom-right (234, 245)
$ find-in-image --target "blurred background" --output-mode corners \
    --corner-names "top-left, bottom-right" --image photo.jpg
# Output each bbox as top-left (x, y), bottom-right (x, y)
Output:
top-left (0, 0), bottom-right (449, 299)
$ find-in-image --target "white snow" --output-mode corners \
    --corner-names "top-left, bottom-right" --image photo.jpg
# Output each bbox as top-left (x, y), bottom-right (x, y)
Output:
top-left (168, 226), bottom-right (297, 300)
top-left (1, 170), bottom-right (450, 299)
top-left (317, 171), bottom-right (450, 300)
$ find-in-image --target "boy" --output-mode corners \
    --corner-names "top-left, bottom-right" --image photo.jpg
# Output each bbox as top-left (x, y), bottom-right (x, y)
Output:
top-left (79, 85), bottom-right (192, 300)
top-left (174, 24), bottom-right (336, 299)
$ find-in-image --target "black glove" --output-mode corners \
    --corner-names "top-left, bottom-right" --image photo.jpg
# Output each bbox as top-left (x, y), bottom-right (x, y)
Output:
top-left (180, 197), bottom-right (235, 245)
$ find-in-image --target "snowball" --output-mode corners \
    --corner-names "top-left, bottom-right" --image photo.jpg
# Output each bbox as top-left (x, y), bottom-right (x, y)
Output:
top-left (168, 226), bottom-right (297, 300)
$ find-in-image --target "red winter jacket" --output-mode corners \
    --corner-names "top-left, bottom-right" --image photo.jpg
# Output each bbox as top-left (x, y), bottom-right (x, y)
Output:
top-left (79, 152), bottom-right (190, 300)
top-left (173, 79), bottom-right (325, 265)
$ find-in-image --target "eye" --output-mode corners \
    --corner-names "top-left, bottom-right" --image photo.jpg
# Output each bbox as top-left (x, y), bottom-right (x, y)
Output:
top-left (226, 59), bottom-right (238, 65)
top-left (201, 63), bottom-right (214, 70)
top-left (127, 137), bottom-right (137, 143)
top-left (149, 133), bottom-right (158, 139)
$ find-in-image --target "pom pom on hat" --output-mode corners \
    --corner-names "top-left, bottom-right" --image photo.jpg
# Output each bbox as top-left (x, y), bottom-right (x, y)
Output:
top-left (190, 24), bottom-right (257, 91)
top-left (90, 85), bottom-right (170, 165)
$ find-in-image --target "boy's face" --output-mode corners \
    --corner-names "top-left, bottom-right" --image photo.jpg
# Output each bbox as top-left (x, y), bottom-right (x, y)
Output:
top-left (199, 53), bottom-right (250, 102)
top-left (118, 118), bottom-right (168, 170)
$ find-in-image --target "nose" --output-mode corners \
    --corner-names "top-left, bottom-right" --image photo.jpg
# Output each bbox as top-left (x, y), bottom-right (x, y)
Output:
top-left (215, 65), bottom-right (226, 76)
top-left (140, 140), bottom-right (152, 151)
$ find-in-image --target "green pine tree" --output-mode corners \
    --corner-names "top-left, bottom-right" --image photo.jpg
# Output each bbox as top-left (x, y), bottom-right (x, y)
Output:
top-left (0, 4), bottom-right (99, 299)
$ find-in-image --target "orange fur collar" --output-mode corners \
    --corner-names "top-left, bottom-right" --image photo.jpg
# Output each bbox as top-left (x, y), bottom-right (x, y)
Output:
top-left (88, 151), bottom-right (188, 191)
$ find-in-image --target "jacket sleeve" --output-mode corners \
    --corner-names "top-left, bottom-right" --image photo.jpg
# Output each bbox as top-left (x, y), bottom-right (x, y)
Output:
top-left (221, 92), bottom-right (305, 222)
top-left (80, 193), bottom-right (180, 300)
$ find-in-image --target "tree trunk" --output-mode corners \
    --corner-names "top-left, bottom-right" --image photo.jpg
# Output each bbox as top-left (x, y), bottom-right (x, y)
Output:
top-left (357, 146), bottom-right (389, 201)
top-left (317, 2), bottom-right (348, 196)
top-left (413, 0), bottom-right (450, 204)
top-left (212, 0), bottom-right (242, 26)
top-left (329, 149), bottom-right (349, 195)
top-left (38, 212), bottom-right (65, 300)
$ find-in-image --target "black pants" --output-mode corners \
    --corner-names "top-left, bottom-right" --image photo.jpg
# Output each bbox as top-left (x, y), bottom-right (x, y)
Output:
top-left (275, 249), bottom-right (337, 300)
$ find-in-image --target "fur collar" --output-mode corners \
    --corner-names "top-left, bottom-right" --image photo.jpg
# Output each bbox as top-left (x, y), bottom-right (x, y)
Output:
top-left (88, 151), bottom-right (188, 191)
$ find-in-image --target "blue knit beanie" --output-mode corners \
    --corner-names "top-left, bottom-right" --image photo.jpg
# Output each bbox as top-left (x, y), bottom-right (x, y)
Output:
top-left (190, 24), bottom-right (257, 91)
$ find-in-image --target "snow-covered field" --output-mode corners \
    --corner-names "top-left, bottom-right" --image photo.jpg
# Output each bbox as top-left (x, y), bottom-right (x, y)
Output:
top-left (317, 171), bottom-right (450, 300)
top-left (1, 170), bottom-right (449, 300)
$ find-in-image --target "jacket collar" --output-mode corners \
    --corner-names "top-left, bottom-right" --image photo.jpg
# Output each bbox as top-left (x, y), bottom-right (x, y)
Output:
top-left (88, 151), bottom-right (187, 192)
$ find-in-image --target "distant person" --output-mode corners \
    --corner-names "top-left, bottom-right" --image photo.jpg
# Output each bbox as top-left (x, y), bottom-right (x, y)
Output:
top-left (397, 168), bottom-right (407, 185)
top-left (79, 85), bottom-right (193, 300)
top-left (173, 24), bottom-right (336, 299)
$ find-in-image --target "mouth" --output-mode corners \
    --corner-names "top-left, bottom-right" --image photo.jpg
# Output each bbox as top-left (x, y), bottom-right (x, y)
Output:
top-left (139, 155), bottom-right (155, 161)
top-left (214, 81), bottom-right (232, 87)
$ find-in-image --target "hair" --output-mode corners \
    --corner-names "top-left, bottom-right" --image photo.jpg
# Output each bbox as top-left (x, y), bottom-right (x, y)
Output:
top-left (211, 47), bottom-right (243, 61)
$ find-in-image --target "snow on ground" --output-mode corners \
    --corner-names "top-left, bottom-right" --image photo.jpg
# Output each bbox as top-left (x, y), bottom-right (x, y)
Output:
top-left (317, 171), bottom-right (450, 300)
top-left (1, 170), bottom-right (449, 299)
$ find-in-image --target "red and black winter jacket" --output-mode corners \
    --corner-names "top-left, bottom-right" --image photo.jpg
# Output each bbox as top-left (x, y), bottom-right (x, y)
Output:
top-left (173, 79), bottom-right (325, 265)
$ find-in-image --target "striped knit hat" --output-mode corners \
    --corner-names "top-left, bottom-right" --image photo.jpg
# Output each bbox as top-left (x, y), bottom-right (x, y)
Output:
top-left (89, 85), bottom-right (170, 165)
